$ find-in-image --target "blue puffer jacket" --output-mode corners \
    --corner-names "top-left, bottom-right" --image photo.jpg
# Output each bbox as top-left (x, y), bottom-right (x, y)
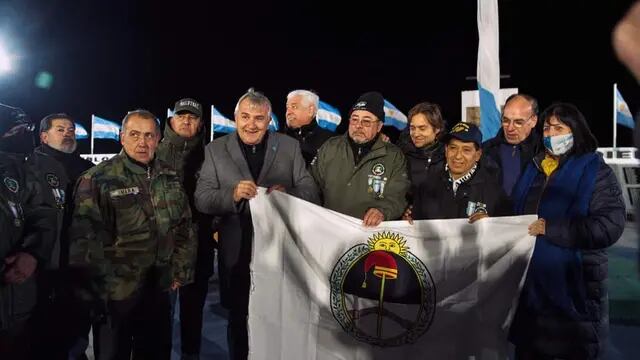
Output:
top-left (509, 152), bottom-right (626, 359)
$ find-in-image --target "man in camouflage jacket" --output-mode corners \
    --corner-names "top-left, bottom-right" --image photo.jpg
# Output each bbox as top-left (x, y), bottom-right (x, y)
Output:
top-left (156, 98), bottom-right (213, 359)
top-left (69, 110), bottom-right (196, 360)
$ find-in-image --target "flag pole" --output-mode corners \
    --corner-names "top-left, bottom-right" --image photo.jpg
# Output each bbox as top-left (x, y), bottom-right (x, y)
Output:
top-left (210, 105), bottom-right (214, 142)
top-left (91, 114), bottom-right (95, 155)
top-left (613, 83), bottom-right (618, 155)
top-left (377, 274), bottom-right (386, 339)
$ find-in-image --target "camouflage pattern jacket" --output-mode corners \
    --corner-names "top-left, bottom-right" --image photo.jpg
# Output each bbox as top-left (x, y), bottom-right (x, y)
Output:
top-left (1, 152), bottom-right (57, 330)
top-left (69, 151), bottom-right (196, 301)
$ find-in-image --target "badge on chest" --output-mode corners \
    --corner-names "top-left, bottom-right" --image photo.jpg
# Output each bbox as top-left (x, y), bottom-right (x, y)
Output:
top-left (367, 163), bottom-right (387, 199)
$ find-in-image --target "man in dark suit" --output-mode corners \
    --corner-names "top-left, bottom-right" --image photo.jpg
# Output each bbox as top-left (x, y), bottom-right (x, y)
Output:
top-left (195, 88), bottom-right (319, 360)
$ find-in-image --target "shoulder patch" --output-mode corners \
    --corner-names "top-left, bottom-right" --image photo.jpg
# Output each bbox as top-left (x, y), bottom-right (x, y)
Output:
top-left (46, 173), bottom-right (60, 188)
top-left (4, 177), bottom-right (18, 193)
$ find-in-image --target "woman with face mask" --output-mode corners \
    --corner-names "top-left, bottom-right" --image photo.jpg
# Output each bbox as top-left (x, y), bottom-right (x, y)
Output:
top-left (508, 103), bottom-right (626, 359)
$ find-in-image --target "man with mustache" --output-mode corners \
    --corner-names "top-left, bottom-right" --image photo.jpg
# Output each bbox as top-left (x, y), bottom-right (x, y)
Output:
top-left (311, 91), bottom-right (410, 227)
top-left (28, 113), bottom-right (95, 359)
top-left (156, 98), bottom-right (213, 360)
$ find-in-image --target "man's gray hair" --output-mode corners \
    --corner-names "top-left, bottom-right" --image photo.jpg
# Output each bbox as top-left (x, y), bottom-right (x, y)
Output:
top-left (287, 90), bottom-right (319, 117)
top-left (40, 113), bottom-right (74, 133)
top-left (121, 109), bottom-right (161, 134)
top-left (234, 88), bottom-right (272, 117)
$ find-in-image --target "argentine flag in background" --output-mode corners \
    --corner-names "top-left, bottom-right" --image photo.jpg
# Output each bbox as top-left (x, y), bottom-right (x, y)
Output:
top-left (317, 100), bottom-right (342, 132)
top-left (383, 99), bottom-right (408, 130)
top-left (477, 0), bottom-right (502, 140)
top-left (211, 105), bottom-right (237, 138)
top-left (74, 122), bottom-right (88, 139)
top-left (92, 115), bottom-right (120, 140)
top-left (167, 108), bottom-right (174, 118)
top-left (269, 113), bottom-right (280, 132)
top-left (615, 86), bottom-right (635, 129)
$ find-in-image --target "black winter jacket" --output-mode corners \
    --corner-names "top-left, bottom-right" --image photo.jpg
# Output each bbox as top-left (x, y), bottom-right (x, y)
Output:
top-left (509, 153), bottom-right (626, 359)
top-left (413, 162), bottom-right (512, 220)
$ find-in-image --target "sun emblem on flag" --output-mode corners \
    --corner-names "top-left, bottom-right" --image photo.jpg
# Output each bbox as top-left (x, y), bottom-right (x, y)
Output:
top-left (330, 231), bottom-right (436, 347)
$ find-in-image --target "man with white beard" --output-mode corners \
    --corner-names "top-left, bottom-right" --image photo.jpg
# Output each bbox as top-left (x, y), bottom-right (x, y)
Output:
top-left (28, 113), bottom-right (94, 359)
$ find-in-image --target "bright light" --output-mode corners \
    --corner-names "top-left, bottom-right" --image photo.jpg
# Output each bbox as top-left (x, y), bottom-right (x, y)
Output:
top-left (0, 41), bottom-right (13, 74)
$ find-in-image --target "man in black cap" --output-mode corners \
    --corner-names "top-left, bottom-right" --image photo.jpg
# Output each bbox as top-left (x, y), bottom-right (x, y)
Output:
top-left (311, 91), bottom-right (410, 226)
top-left (156, 98), bottom-right (214, 360)
top-left (411, 121), bottom-right (511, 221)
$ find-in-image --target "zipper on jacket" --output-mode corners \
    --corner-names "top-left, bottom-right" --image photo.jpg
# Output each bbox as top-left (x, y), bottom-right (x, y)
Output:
top-left (142, 169), bottom-right (161, 262)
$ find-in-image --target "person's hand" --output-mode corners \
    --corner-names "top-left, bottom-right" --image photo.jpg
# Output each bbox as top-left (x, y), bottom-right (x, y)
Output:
top-left (233, 180), bottom-right (258, 202)
top-left (380, 133), bottom-right (390, 143)
top-left (614, 1), bottom-right (640, 81)
top-left (3, 252), bottom-right (38, 284)
top-left (363, 208), bottom-right (384, 227)
top-left (528, 218), bottom-right (546, 236)
top-left (266, 185), bottom-right (286, 194)
top-left (402, 205), bottom-right (414, 224)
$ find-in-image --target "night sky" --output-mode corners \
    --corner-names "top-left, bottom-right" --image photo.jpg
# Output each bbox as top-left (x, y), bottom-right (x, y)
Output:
top-left (1, 0), bottom-right (638, 153)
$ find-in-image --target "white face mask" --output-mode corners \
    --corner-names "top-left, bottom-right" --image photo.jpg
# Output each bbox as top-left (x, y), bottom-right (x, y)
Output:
top-left (543, 133), bottom-right (574, 156)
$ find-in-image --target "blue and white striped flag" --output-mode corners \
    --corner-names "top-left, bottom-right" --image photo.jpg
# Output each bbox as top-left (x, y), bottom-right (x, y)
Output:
top-left (317, 100), bottom-right (341, 132)
top-left (477, 0), bottom-right (501, 140)
top-left (211, 105), bottom-right (236, 136)
top-left (383, 99), bottom-right (408, 130)
top-left (269, 113), bottom-right (280, 132)
top-left (167, 108), bottom-right (174, 118)
top-left (74, 122), bottom-right (88, 139)
top-left (615, 86), bottom-right (634, 129)
top-left (92, 115), bottom-right (120, 141)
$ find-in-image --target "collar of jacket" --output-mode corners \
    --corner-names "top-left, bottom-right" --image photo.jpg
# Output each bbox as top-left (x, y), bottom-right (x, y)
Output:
top-left (286, 119), bottom-right (318, 138)
top-left (161, 122), bottom-right (204, 152)
top-left (35, 143), bottom-right (76, 162)
top-left (346, 132), bottom-right (381, 152)
top-left (119, 150), bottom-right (156, 175)
top-left (237, 131), bottom-right (269, 155)
top-left (487, 127), bottom-right (542, 150)
top-left (531, 150), bottom-right (573, 173)
top-left (402, 140), bottom-right (444, 161)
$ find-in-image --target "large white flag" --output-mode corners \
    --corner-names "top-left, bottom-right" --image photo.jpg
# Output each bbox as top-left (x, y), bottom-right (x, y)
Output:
top-left (249, 189), bottom-right (535, 360)
top-left (477, 0), bottom-right (502, 140)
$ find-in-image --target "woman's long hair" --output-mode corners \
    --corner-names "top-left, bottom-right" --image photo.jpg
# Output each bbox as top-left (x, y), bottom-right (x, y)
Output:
top-left (540, 102), bottom-right (598, 156)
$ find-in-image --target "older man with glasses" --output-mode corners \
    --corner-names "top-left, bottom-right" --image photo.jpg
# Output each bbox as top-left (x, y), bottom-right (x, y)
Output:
top-left (482, 93), bottom-right (542, 196)
top-left (311, 91), bottom-right (410, 227)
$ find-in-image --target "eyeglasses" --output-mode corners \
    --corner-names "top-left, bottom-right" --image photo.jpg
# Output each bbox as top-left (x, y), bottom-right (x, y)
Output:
top-left (349, 117), bottom-right (379, 128)
top-left (501, 114), bottom-right (534, 128)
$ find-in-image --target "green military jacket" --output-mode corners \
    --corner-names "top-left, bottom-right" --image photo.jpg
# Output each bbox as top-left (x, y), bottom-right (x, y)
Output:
top-left (69, 151), bottom-right (196, 301)
top-left (155, 121), bottom-right (205, 213)
top-left (311, 134), bottom-right (410, 221)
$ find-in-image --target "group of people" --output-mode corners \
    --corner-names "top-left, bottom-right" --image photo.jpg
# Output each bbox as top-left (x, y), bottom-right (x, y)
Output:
top-left (0, 87), bottom-right (627, 360)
